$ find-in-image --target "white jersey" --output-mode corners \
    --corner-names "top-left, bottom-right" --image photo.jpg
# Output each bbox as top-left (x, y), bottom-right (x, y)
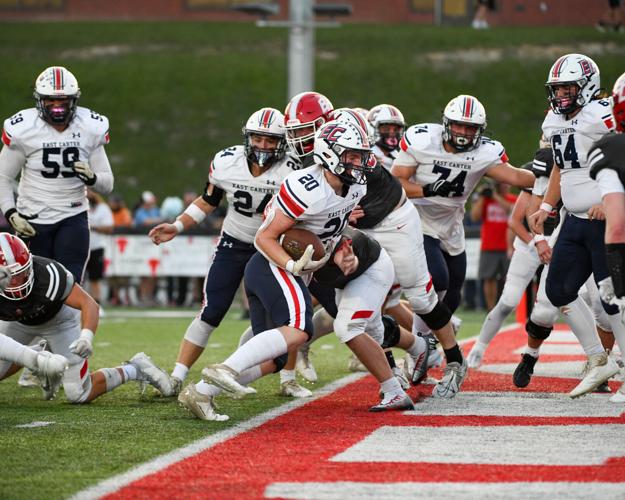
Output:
top-left (274, 165), bottom-right (366, 251)
top-left (1, 107), bottom-right (110, 223)
top-left (209, 145), bottom-right (293, 244)
top-left (541, 99), bottom-right (614, 216)
top-left (372, 144), bottom-right (398, 171)
top-left (394, 123), bottom-right (508, 255)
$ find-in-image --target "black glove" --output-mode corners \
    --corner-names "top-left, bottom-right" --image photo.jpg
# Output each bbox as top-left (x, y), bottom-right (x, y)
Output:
top-left (423, 179), bottom-right (453, 197)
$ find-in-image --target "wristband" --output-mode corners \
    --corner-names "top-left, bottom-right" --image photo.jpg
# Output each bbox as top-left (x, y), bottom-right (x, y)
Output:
top-left (80, 328), bottom-right (95, 342)
top-left (285, 260), bottom-right (295, 273)
top-left (173, 220), bottom-right (184, 233)
top-left (533, 234), bottom-right (546, 243)
top-left (540, 202), bottom-right (553, 213)
top-left (183, 203), bottom-right (207, 224)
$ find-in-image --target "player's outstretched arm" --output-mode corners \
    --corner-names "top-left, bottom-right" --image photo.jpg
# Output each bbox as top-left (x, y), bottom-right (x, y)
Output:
top-left (486, 162), bottom-right (535, 189)
top-left (65, 284), bottom-right (99, 359)
top-left (149, 197), bottom-right (215, 245)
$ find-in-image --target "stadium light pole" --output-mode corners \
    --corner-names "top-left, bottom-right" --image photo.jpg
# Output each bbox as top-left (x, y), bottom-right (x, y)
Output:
top-left (232, 2), bottom-right (352, 100)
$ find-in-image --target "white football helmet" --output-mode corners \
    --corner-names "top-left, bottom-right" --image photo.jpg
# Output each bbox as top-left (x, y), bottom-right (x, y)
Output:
top-left (546, 53), bottom-right (600, 115)
top-left (284, 92), bottom-right (334, 159)
top-left (33, 66), bottom-right (81, 125)
top-left (243, 107), bottom-right (286, 168)
top-left (367, 104), bottom-right (406, 152)
top-left (313, 120), bottom-right (374, 185)
top-left (442, 95), bottom-right (487, 152)
top-left (331, 108), bottom-right (375, 145)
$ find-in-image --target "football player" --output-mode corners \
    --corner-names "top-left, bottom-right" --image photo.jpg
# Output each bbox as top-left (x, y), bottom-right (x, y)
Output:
top-left (589, 71), bottom-right (625, 403)
top-left (0, 66), bottom-right (114, 282)
top-left (529, 54), bottom-right (625, 398)
top-left (391, 95), bottom-right (534, 334)
top-left (184, 121), bottom-right (413, 421)
top-left (149, 108), bottom-right (311, 399)
top-left (0, 233), bottom-right (170, 402)
top-left (367, 104), bottom-right (406, 171)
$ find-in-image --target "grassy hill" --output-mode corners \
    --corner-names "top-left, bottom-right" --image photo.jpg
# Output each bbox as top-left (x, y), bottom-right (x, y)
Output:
top-left (0, 22), bottom-right (623, 204)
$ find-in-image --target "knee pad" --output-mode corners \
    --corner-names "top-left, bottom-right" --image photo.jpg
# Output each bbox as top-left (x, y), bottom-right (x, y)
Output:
top-left (418, 301), bottom-right (452, 331)
top-left (183, 317), bottom-right (215, 349)
top-left (381, 315), bottom-right (401, 349)
top-left (273, 353), bottom-right (288, 372)
top-left (334, 311), bottom-right (368, 344)
top-left (530, 301), bottom-right (559, 328)
top-left (64, 376), bottom-right (92, 404)
top-left (404, 284), bottom-right (438, 316)
top-left (526, 319), bottom-right (552, 340)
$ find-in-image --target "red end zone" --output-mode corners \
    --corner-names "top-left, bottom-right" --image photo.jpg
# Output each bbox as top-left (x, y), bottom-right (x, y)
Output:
top-left (104, 325), bottom-right (625, 499)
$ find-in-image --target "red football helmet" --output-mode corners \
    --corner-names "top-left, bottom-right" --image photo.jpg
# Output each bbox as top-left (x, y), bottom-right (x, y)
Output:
top-left (0, 233), bottom-right (34, 300)
top-left (284, 91), bottom-right (334, 159)
top-left (612, 72), bottom-right (625, 134)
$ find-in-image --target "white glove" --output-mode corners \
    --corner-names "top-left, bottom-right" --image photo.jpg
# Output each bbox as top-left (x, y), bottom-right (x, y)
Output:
top-left (72, 161), bottom-right (97, 186)
top-left (285, 245), bottom-right (331, 276)
top-left (5, 209), bottom-right (36, 237)
top-left (69, 329), bottom-right (94, 359)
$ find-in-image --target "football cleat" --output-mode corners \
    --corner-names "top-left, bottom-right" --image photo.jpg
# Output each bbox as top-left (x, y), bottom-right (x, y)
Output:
top-left (467, 341), bottom-right (487, 369)
top-left (403, 347), bottom-right (430, 386)
top-left (594, 381), bottom-right (611, 393)
top-left (570, 352), bottom-right (619, 399)
top-left (280, 380), bottom-right (313, 398)
top-left (127, 352), bottom-right (173, 396)
top-left (159, 375), bottom-right (182, 398)
top-left (513, 353), bottom-right (538, 388)
top-left (35, 351), bottom-right (68, 400)
top-left (423, 333), bottom-right (443, 368)
top-left (201, 364), bottom-right (257, 399)
top-left (432, 359), bottom-right (468, 399)
top-left (347, 353), bottom-right (368, 373)
top-left (178, 384), bottom-right (229, 421)
top-left (296, 348), bottom-right (318, 383)
top-left (392, 365), bottom-right (410, 390)
top-left (609, 383), bottom-right (625, 403)
top-left (369, 392), bottom-right (414, 412)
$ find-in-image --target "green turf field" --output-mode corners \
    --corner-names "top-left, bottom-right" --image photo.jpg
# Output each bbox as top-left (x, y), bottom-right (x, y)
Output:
top-left (0, 23), bottom-right (623, 203)
top-left (0, 306), bottom-right (503, 499)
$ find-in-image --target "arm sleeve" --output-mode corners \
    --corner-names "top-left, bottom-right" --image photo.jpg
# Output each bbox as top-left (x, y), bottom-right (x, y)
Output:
top-left (89, 146), bottom-right (114, 195)
top-left (0, 145), bottom-right (24, 214)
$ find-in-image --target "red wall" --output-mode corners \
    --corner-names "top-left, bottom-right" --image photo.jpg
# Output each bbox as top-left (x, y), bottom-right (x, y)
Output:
top-left (0, 0), bottom-right (609, 26)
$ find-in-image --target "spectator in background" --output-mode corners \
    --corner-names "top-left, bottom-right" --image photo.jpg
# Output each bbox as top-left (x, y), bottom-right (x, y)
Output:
top-left (597, 0), bottom-right (623, 32)
top-left (134, 191), bottom-right (163, 307)
top-left (472, 0), bottom-right (495, 29)
top-left (107, 193), bottom-right (133, 306)
top-left (470, 181), bottom-right (516, 310)
top-left (109, 193), bottom-right (133, 228)
top-left (86, 190), bottom-right (113, 315)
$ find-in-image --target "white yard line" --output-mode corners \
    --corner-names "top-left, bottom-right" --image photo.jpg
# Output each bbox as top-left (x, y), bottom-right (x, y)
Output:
top-left (70, 372), bottom-right (366, 500)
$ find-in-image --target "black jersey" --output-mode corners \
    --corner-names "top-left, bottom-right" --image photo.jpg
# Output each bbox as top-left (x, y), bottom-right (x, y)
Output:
top-left (589, 133), bottom-right (625, 187)
top-left (353, 165), bottom-right (404, 229)
top-left (0, 256), bottom-right (74, 325)
top-left (313, 226), bottom-right (382, 289)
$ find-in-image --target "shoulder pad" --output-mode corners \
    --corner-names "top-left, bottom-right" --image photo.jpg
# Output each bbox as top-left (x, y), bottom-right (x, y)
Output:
top-left (2, 108), bottom-right (38, 147)
top-left (531, 147), bottom-right (554, 178)
top-left (400, 123), bottom-right (437, 152)
top-left (479, 136), bottom-right (508, 164)
top-left (34, 256), bottom-right (74, 302)
top-left (75, 107), bottom-right (110, 145)
top-left (211, 145), bottom-right (244, 172)
top-left (275, 168), bottom-right (321, 218)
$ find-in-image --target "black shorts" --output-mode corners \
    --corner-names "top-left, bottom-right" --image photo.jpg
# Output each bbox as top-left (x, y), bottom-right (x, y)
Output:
top-left (86, 247), bottom-right (105, 281)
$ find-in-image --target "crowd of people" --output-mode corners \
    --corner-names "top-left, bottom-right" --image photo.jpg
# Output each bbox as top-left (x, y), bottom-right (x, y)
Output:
top-left (0, 55), bottom-right (624, 419)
